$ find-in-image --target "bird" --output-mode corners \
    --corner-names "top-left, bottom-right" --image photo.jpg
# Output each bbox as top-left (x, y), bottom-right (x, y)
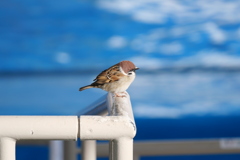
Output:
top-left (79, 60), bottom-right (139, 96)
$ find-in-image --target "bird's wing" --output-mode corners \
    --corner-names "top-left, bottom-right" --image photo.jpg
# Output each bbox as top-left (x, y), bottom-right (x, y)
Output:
top-left (91, 64), bottom-right (124, 86)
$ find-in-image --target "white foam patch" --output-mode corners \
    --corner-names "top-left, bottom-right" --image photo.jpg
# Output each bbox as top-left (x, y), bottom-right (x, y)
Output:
top-left (159, 42), bottom-right (183, 55)
top-left (55, 52), bottom-right (71, 64)
top-left (107, 36), bottom-right (127, 49)
top-left (130, 51), bottom-right (240, 69)
top-left (130, 57), bottom-right (163, 69)
top-left (175, 52), bottom-right (240, 68)
top-left (204, 23), bottom-right (226, 44)
top-left (97, 0), bottom-right (240, 24)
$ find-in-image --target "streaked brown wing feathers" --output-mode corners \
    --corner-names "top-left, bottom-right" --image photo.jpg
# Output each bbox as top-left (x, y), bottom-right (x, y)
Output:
top-left (91, 64), bottom-right (122, 86)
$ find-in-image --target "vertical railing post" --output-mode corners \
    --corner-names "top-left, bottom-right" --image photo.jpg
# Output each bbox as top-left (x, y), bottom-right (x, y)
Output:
top-left (49, 140), bottom-right (64, 160)
top-left (63, 141), bottom-right (77, 160)
top-left (109, 140), bottom-right (114, 160)
top-left (107, 92), bottom-right (136, 160)
top-left (81, 140), bottom-right (96, 160)
top-left (0, 137), bottom-right (16, 160)
top-left (109, 138), bottom-right (133, 160)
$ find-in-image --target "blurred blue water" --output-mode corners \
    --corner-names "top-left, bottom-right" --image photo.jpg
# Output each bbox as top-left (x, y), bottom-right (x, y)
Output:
top-left (16, 145), bottom-right (48, 160)
top-left (1, 0), bottom-right (240, 72)
top-left (1, 72), bottom-right (240, 118)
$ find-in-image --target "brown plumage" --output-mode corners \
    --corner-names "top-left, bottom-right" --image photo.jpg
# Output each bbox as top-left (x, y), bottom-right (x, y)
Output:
top-left (79, 60), bottom-right (139, 93)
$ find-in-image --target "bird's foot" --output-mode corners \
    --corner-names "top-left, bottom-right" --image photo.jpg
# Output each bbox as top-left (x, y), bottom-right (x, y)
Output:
top-left (115, 91), bottom-right (127, 98)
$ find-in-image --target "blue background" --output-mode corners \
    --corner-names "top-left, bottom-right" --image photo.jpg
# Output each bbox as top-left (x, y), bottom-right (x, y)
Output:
top-left (1, 0), bottom-right (240, 159)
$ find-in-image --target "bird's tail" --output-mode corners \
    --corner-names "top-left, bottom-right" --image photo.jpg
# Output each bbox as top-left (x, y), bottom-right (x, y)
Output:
top-left (79, 85), bottom-right (94, 91)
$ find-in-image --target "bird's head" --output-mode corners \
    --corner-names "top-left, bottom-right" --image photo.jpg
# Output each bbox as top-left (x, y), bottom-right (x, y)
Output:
top-left (119, 60), bottom-right (139, 76)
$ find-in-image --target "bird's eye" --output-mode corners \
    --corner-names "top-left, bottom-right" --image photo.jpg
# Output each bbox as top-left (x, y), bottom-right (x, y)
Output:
top-left (128, 72), bottom-right (132, 75)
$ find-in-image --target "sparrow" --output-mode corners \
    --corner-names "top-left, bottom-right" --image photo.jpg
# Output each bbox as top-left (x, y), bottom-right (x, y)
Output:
top-left (79, 60), bottom-right (139, 96)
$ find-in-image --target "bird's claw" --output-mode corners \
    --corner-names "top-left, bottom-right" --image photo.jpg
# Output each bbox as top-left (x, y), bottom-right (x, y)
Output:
top-left (115, 92), bottom-right (127, 98)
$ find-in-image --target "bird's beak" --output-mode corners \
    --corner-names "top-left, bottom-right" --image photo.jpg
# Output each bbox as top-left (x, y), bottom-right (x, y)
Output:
top-left (134, 67), bottom-right (140, 70)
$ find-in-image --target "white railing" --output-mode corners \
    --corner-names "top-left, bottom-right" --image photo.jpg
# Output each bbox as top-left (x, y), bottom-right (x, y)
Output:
top-left (0, 116), bottom-right (78, 160)
top-left (0, 92), bottom-right (136, 160)
top-left (3, 92), bottom-right (239, 160)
